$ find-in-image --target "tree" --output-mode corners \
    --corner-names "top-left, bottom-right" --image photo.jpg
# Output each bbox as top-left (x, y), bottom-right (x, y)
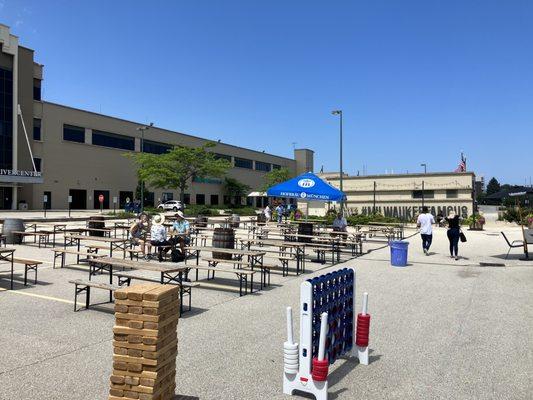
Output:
top-left (127, 143), bottom-right (231, 202)
top-left (223, 177), bottom-right (250, 206)
top-left (486, 177), bottom-right (501, 195)
top-left (261, 167), bottom-right (292, 191)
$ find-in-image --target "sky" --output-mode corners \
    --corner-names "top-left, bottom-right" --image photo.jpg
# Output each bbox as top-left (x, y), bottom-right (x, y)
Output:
top-left (1, 0), bottom-right (532, 185)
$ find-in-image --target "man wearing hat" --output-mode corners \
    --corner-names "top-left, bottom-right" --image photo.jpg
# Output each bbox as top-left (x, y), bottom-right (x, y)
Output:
top-left (147, 214), bottom-right (171, 261)
top-left (171, 210), bottom-right (190, 255)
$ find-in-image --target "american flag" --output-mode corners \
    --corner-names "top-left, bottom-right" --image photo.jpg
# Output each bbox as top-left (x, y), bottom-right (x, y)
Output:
top-left (454, 153), bottom-right (466, 172)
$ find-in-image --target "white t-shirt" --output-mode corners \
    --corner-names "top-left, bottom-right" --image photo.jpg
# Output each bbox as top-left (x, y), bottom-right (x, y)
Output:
top-left (417, 213), bottom-right (435, 235)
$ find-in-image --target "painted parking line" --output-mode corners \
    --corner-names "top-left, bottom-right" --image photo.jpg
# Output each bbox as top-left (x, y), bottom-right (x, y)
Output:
top-left (0, 288), bottom-right (74, 304)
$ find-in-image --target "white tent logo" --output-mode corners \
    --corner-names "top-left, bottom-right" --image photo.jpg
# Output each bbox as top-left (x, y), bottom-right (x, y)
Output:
top-left (298, 179), bottom-right (315, 188)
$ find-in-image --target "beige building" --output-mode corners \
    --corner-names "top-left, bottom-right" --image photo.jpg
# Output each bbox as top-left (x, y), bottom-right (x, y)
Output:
top-left (0, 25), bottom-right (313, 210)
top-left (314, 172), bottom-right (475, 220)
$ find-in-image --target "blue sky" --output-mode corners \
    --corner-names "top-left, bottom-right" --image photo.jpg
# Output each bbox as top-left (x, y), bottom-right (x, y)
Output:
top-left (1, 0), bottom-right (532, 185)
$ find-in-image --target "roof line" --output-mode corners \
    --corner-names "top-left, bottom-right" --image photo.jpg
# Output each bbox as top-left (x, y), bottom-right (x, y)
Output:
top-left (42, 101), bottom-right (296, 162)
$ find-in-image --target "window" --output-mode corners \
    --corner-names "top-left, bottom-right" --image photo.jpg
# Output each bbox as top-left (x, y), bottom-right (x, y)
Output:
top-left (215, 153), bottom-right (232, 162)
top-left (143, 140), bottom-right (172, 154)
top-left (446, 189), bottom-right (458, 199)
top-left (33, 119), bottom-right (41, 141)
top-left (63, 124), bottom-right (85, 143)
top-left (33, 157), bottom-right (41, 172)
top-left (33, 79), bottom-right (41, 101)
top-left (272, 164), bottom-right (281, 170)
top-left (412, 190), bottom-right (434, 199)
top-left (210, 194), bottom-right (219, 205)
top-left (255, 161), bottom-right (271, 172)
top-left (223, 195), bottom-right (231, 205)
top-left (196, 194), bottom-right (205, 205)
top-left (234, 157), bottom-right (253, 169)
top-left (0, 67), bottom-right (14, 170)
top-left (183, 193), bottom-right (191, 205)
top-left (92, 130), bottom-right (134, 151)
top-left (162, 192), bottom-right (173, 201)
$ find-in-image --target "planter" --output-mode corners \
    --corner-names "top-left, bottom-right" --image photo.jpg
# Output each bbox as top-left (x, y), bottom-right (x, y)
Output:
top-left (469, 222), bottom-right (484, 231)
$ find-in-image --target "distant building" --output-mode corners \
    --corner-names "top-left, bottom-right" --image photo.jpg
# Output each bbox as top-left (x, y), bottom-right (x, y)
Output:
top-left (0, 25), bottom-right (313, 210)
top-left (313, 171), bottom-right (476, 219)
top-left (483, 186), bottom-right (533, 206)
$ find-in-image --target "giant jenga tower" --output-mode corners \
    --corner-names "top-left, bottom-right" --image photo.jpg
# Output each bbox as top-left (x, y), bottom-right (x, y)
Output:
top-left (109, 284), bottom-right (180, 400)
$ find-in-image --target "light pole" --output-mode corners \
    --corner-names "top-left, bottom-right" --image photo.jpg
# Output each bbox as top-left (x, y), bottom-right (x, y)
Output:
top-left (421, 163), bottom-right (427, 174)
top-left (332, 110), bottom-right (343, 211)
top-left (136, 122), bottom-right (154, 212)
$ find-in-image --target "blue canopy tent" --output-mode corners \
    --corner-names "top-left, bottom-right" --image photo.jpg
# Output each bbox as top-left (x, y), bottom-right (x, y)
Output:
top-left (267, 172), bottom-right (345, 218)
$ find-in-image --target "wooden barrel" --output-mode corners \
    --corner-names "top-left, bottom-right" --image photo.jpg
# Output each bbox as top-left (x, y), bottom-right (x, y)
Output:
top-left (297, 222), bottom-right (313, 243)
top-left (230, 214), bottom-right (241, 228)
top-left (257, 214), bottom-right (266, 226)
top-left (88, 216), bottom-right (106, 237)
top-left (195, 216), bottom-right (208, 228)
top-left (2, 218), bottom-right (25, 244)
top-left (212, 228), bottom-right (235, 260)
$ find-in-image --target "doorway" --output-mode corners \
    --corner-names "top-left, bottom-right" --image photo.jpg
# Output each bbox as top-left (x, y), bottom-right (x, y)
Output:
top-left (69, 189), bottom-right (87, 209)
top-left (0, 187), bottom-right (13, 209)
top-left (93, 190), bottom-right (110, 209)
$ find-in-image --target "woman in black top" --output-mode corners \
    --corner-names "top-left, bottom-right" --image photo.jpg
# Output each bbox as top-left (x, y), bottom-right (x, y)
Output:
top-left (445, 211), bottom-right (461, 260)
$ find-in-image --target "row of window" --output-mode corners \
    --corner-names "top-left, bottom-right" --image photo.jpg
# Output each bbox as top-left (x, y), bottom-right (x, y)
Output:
top-left (58, 124), bottom-right (284, 170)
top-left (412, 190), bottom-right (458, 199)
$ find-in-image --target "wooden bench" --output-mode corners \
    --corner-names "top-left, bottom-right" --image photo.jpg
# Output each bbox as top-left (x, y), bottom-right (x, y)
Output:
top-left (115, 270), bottom-right (199, 313)
top-left (12, 231), bottom-right (51, 248)
top-left (12, 257), bottom-right (43, 285)
top-left (202, 256), bottom-right (274, 288)
top-left (51, 248), bottom-right (103, 269)
top-left (69, 279), bottom-right (121, 311)
top-left (191, 264), bottom-right (256, 296)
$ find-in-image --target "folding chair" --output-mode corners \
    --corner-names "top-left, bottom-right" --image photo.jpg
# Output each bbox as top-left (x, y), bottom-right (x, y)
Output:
top-left (501, 232), bottom-right (524, 259)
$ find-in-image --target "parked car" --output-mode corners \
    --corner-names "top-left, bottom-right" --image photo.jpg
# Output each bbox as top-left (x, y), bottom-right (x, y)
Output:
top-left (157, 200), bottom-right (185, 211)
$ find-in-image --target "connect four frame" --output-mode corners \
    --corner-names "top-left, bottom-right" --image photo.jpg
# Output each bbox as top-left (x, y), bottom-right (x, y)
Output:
top-left (283, 267), bottom-right (370, 400)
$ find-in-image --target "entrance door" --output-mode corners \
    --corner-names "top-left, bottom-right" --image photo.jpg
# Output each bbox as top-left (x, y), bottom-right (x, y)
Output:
top-left (0, 187), bottom-right (13, 209)
top-left (69, 189), bottom-right (87, 209)
top-left (44, 191), bottom-right (52, 210)
top-left (93, 190), bottom-right (110, 209)
top-left (119, 191), bottom-right (133, 208)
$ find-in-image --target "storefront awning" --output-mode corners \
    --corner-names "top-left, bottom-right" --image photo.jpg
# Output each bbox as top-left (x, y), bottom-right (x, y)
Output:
top-left (247, 191), bottom-right (267, 197)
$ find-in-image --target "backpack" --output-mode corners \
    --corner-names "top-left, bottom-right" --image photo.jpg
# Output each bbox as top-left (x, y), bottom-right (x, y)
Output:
top-left (171, 248), bottom-right (185, 262)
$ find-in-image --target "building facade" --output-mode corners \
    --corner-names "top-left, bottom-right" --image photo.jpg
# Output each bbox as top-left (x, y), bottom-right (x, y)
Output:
top-left (316, 171), bottom-right (475, 220)
top-left (0, 25), bottom-right (313, 210)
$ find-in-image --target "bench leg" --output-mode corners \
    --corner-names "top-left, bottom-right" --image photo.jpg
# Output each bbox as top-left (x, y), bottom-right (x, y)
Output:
top-left (86, 286), bottom-right (91, 310)
top-left (24, 265), bottom-right (28, 286)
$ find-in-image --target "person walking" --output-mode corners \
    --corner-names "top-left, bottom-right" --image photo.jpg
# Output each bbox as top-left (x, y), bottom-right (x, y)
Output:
top-left (275, 203), bottom-right (284, 224)
top-left (417, 206), bottom-right (435, 255)
top-left (444, 210), bottom-right (461, 260)
top-left (263, 204), bottom-right (272, 223)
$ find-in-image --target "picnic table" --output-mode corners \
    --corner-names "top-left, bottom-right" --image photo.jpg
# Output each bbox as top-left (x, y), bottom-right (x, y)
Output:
top-left (87, 257), bottom-right (190, 302)
top-left (521, 228), bottom-right (533, 260)
top-left (65, 234), bottom-right (130, 261)
top-left (0, 247), bottom-right (16, 289)
top-left (185, 245), bottom-right (266, 269)
top-left (239, 238), bottom-right (306, 274)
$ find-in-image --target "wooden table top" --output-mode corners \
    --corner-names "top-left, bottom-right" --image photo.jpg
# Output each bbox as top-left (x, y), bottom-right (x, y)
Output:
top-left (66, 234), bottom-right (128, 242)
top-left (91, 257), bottom-right (187, 273)
top-left (0, 247), bottom-right (16, 253)
top-left (239, 238), bottom-right (305, 247)
top-left (185, 246), bottom-right (266, 256)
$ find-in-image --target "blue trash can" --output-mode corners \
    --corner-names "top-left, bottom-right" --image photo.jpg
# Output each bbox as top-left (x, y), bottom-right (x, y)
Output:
top-left (390, 240), bottom-right (409, 267)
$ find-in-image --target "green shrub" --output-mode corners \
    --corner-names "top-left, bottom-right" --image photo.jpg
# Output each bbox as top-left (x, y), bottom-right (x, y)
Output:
top-left (184, 205), bottom-right (216, 217)
top-left (347, 213), bottom-right (401, 226)
top-left (104, 211), bottom-right (136, 219)
top-left (225, 207), bottom-right (257, 216)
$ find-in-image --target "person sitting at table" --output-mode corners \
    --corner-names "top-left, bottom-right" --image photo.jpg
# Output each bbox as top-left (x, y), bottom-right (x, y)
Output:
top-left (146, 214), bottom-right (171, 261)
top-left (130, 212), bottom-right (150, 259)
top-left (170, 210), bottom-right (190, 255)
top-left (332, 212), bottom-right (348, 232)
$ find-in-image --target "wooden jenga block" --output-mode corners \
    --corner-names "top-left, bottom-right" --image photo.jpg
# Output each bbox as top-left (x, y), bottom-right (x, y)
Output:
top-left (109, 284), bottom-right (178, 400)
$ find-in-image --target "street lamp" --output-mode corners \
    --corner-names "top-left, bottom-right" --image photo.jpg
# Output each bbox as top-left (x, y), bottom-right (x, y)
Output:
top-left (136, 122), bottom-right (154, 212)
top-left (421, 163), bottom-right (427, 174)
top-left (331, 110), bottom-right (343, 211)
